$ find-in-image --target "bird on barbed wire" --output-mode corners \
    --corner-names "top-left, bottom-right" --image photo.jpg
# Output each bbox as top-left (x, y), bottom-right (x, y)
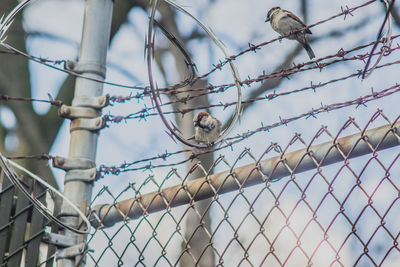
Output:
top-left (265, 6), bottom-right (315, 59)
top-left (191, 112), bottom-right (222, 145)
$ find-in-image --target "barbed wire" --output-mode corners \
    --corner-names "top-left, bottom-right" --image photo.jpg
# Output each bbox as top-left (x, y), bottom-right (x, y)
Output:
top-left (0, 153), bottom-right (91, 234)
top-left (0, 93), bottom-right (63, 106)
top-left (8, 55), bottom-right (400, 166)
top-left (104, 51), bottom-right (400, 124)
top-left (11, 69), bottom-right (399, 169)
top-left (0, 0), bottom-right (379, 99)
top-left (1, 36), bottom-right (398, 113)
top-left (155, 31), bottom-right (400, 100)
top-left (2, 34), bottom-right (398, 117)
top-left (173, 0), bottom-right (378, 85)
top-left (1, 43), bottom-right (146, 90)
top-left (362, 0), bottom-right (394, 78)
top-left (98, 81), bottom-right (400, 174)
top-left (6, 153), bottom-right (54, 161)
top-left (106, 0), bottom-right (381, 103)
top-left (0, 0), bottom-right (386, 123)
top-left (0, 0), bottom-right (396, 172)
top-left (145, 0), bottom-right (243, 148)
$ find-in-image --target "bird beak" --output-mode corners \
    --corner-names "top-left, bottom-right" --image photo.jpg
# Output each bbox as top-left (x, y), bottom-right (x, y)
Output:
top-left (265, 17), bottom-right (270, 23)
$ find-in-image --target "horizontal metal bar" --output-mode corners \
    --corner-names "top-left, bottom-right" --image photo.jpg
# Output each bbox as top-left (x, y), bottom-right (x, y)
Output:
top-left (89, 122), bottom-right (400, 228)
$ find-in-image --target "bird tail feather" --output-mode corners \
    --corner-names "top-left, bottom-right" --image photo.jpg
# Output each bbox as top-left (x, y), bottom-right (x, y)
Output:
top-left (303, 43), bottom-right (315, 59)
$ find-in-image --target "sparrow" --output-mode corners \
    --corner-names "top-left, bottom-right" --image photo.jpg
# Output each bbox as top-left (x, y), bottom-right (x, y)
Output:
top-left (265, 7), bottom-right (315, 59)
top-left (193, 112), bottom-right (222, 144)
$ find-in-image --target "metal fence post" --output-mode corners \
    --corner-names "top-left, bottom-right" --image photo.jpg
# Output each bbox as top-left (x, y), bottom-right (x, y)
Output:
top-left (56, 0), bottom-right (113, 266)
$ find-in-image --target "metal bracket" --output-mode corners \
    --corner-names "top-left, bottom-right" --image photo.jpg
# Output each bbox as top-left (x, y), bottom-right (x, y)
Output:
top-left (70, 117), bottom-right (106, 131)
top-left (55, 243), bottom-right (88, 259)
top-left (53, 156), bottom-right (95, 171)
top-left (65, 60), bottom-right (106, 78)
top-left (72, 95), bottom-right (109, 109)
top-left (64, 168), bottom-right (99, 183)
top-left (42, 232), bottom-right (76, 248)
top-left (59, 105), bottom-right (101, 119)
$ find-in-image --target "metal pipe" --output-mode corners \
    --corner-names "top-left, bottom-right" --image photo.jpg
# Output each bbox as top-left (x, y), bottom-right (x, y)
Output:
top-left (90, 122), bottom-right (400, 228)
top-left (57, 0), bottom-right (113, 266)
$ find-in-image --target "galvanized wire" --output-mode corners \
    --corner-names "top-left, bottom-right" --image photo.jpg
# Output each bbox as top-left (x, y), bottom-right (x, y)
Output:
top-left (87, 110), bottom-right (400, 266)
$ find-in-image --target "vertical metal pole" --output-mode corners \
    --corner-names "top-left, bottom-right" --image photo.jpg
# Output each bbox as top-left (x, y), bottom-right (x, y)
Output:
top-left (57, 0), bottom-right (113, 266)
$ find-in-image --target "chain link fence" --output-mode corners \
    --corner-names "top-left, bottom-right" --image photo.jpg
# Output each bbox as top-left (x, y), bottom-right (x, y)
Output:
top-left (86, 110), bottom-right (400, 266)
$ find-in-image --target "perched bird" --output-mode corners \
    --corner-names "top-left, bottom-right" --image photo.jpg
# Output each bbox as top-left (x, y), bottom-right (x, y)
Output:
top-left (193, 112), bottom-right (222, 144)
top-left (265, 7), bottom-right (315, 59)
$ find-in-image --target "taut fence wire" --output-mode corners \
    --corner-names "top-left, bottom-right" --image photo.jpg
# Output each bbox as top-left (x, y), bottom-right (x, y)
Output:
top-left (87, 110), bottom-right (400, 266)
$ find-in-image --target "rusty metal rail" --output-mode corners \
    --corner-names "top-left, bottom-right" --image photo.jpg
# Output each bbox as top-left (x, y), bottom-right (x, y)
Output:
top-left (89, 121), bottom-right (400, 228)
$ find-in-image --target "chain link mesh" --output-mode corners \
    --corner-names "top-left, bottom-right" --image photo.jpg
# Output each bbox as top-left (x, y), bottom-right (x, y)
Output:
top-left (86, 110), bottom-right (400, 266)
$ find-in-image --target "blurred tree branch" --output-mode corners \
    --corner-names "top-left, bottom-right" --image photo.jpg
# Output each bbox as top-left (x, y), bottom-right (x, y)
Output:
top-left (0, 0), bottom-right (145, 188)
top-left (0, 0), bottom-right (58, 186)
top-left (390, 2), bottom-right (400, 26)
top-left (154, 2), bottom-right (215, 266)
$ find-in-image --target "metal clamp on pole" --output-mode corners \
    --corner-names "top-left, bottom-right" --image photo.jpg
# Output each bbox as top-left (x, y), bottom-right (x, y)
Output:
top-left (72, 95), bottom-right (109, 109)
top-left (59, 105), bottom-right (101, 119)
top-left (55, 243), bottom-right (88, 259)
top-left (64, 168), bottom-right (99, 183)
top-left (53, 156), bottom-right (96, 171)
top-left (70, 117), bottom-right (106, 131)
top-left (65, 60), bottom-right (107, 78)
top-left (56, 0), bottom-right (114, 265)
top-left (43, 232), bottom-right (77, 248)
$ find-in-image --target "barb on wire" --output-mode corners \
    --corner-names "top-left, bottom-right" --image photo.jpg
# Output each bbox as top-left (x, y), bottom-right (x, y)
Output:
top-left (190, 0), bottom-right (378, 84)
top-left (6, 153), bottom-right (54, 161)
top-left (146, 0), bottom-right (242, 148)
top-left (362, 0), bottom-right (395, 79)
top-left (0, 93), bottom-right (63, 106)
top-left (99, 81), bottom-right (400, 174)
top-left (108, 15), bottom-right (393, 106)
top-left (105, 43), bottom-right (400, 124)
top-left (0, 0), bottom-right (378, 96)
top-left (153, 19), bottom-right (197, 90)
top-left (0, 0), bottom-right (146, 91)
top-left (3, 32), bottom-right (398, 113)
top-left (1, 43), bottom-right (146, 90)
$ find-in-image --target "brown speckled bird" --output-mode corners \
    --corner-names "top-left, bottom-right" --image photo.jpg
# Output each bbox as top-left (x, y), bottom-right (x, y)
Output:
top-left (265, 6), bottom-right (315, 59)
top-left (193, 112), bottom-right (222, 144)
